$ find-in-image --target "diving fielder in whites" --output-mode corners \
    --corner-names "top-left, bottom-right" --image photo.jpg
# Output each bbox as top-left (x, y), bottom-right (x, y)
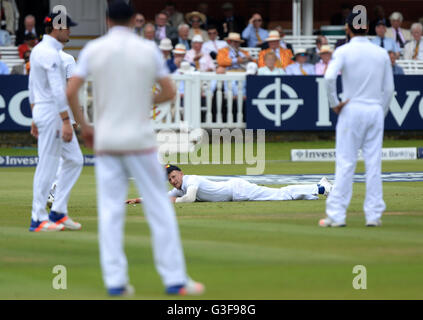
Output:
top-left (126, 165), bottom-right (333, 204)
top-left (28, 13), bottom-right (82, 232)
top-left (66, 0), bottom-right (204, 297)
top-left (319, 12), bottom-right (394, 227)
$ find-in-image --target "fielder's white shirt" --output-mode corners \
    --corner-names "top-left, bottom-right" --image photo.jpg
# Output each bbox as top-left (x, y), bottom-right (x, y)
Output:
top-left (73, 26), bottom-right (169, 153)
top-left (28, 34), bottom-right (68, 114)
top-left (168, 175), bottom-right (233, 202)
top-left (325, 36), bottom-right (394, 114)
top-left (60, 50), bottom-right (76, 124)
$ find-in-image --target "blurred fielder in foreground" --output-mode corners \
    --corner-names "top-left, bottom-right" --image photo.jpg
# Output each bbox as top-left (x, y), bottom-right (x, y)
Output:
top-left (126, 165), bottom-right (333, 204)
top-left (320, 11), bottom-right (394, 227)
top-left (66, 0), bottom-right (204, 297)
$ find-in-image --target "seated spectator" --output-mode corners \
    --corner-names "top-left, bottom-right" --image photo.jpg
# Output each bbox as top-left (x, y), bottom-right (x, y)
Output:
top-left (202, 25), bottom-right (227, 59)
top-left (218, 2), bottom-right (245, 39)
top-left (217, 32), bottom-right (253, 71)
top-left (23, 49), bottom-right (31, 74)
top-left (155, 11), bottom-right (177, 44)
top-left (1, 0), bottom-right (18, 36)
top-left (369, 5), bottom-right (390, 36)
top-left (314, 45), bottom-right (333, 75)
top-left (167, 44), bottom-right (187, 73)
top-left (0, 26), bottom-right (11, 46)
top-left (389, 51), bottom-right (404, 75)
top-left (403, 23), bottom-right (423, 60)
top-left (274, 26), bottom-right (293, 53)
top-left (307, 35), bottom-right (328, 64)
top-left (133, 13), bottom-right (145, 36)
top-left (371, 20), bottom-right (400, 54)
top-left (16, 15), bottom-right (43, 46)
top-left (0, 53), bottom-right (9, 74)
top-left (186, 11), bottom-right (208, 42)
top-left (143, 23), bottom-right (156, 42)
top-left (258, 51), bottom-right (286, 75)
top-left (285, 49), bottom-right (315, 75)
top-left (258, 30), bottom-right (294, 69)
top-left (18, 32), bottom-right (37, 59)
top-left (159, 38), bottom-right (173, 60)
top-left (163, 2), bottom-right (184, 28)
top-left (184, 35), bottom-right (215, 72)
top-left (386, 12), bottom-right (412, 49)
top-left (241, 13), bottom-right (268, 48)
top-left (173, 24), bottom-right (191, 50)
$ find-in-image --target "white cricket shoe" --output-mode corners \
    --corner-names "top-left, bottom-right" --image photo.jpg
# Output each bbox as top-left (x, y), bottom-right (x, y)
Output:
top-left (366, 219), bottom-right (382, 227)
top-left (319, 217), bottom-right (346, 227)
top-left (29, 220), bottom-right (64, 232)
top-left (166, 278), bottom-right (205, 296)
top-left (318, 177), bottom-right (333, 197)
top-left (49, 211), bottom-right (82, 230)
top-left (108, 284), bottom-right (135, 297)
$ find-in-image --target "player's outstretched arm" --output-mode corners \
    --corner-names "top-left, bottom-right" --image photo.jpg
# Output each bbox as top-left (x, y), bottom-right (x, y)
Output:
top-left (125, 198), bottom-right (141, 204)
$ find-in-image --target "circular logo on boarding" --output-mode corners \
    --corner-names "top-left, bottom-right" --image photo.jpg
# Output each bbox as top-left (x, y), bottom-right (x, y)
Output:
top-left (252, 78), bottom-right (304, 127)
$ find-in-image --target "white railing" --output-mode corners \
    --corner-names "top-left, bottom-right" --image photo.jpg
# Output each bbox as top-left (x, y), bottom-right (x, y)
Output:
top-left (397, 60), bottom-right (423, 74)
top-left (81, 72), bottom-right (247, 131)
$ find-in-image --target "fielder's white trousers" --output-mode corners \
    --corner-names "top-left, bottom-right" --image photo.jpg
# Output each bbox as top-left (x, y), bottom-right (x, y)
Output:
top-left (231, 178), bottom-right (319, 201)
top-left (326, 103), bottom-right (386, 224)
top-left (31, 104), bottom-right (83, 221)
top-left (95, 152), bottom-right (187, 289)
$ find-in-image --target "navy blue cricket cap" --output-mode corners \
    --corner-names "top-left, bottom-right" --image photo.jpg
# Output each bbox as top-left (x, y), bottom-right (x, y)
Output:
top-left (44, 12), bottom-right (78, 28)
top-left (107, 0), bottom-right (135, 20)
top-left (165, 164), bottom-right (181, 175)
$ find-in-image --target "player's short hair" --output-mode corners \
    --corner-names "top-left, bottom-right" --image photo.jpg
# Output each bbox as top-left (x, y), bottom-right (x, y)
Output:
top-left (166, 164), bottom-right (181, 175)
top-left (107, 0), bottom-right (134, 24)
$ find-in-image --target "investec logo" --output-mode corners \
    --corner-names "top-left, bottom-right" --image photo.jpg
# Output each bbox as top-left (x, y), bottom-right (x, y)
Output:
top-left (252, 78), bottom-right (304, 126)
top-left (0, 156), bottom-right (39, 167)
top-left (252, 77), bottom-right (423, 127)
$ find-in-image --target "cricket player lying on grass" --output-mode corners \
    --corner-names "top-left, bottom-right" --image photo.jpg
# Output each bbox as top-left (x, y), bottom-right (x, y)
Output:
top-left (125, 165), bottom-right (333, 204)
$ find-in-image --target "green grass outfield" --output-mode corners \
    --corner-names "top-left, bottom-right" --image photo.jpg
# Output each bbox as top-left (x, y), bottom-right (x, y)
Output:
top-left (0, 140), bottom-right (422, 299)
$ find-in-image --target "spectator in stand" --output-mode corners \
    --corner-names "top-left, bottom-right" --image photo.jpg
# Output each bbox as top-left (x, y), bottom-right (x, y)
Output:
top-left (18, 32), bottom-right (37, 58)
top-left (314, 45), bottom-right (333, 75)
top-left (386, 12), bottom-right (412, 49)
top-left (202, 25), bottom-right (227, 59)
top-left (369, 5), bottom-right (390, 36)
top-left (163, 2), bottom-right (184, 28)
top-left (0, 52), bottom-right (10, 74)
top-left (330, 3), bottom-right (351, 26)
top-left (184, 35), bottom-right (215, 72)
top-left (155, 11), bottom-right (177, 44)
top-left (0, 25), bottom-right (11, 46)
top-left (16, 14), bottom-right (42, 45)
top-left (258, 51), bottom-right (286, 75)
top-left (389, 51), bottom-right (404, 75)
top-left (173, 24), bottom-right (191, 50)
top-left (217, 32), bottom-right (253, 71)
top-left (274, 26), bottom-right (293, 53)
top-left (285, 48), bottom-right (315, 75)
top-left (307, 35), bottom-right (328, 64)
top-left (197, 2), bottom-right (216, 29)
top-left (159, 38), bottom-right (173, 60)
top-left (218, 2), bottom-right (245, 40)
top-left (167, 43), bottom-right (187, 73)
top-left (241, 13), bottom-right (268, 48)
top-left (1, 0), bottom-right (19, 36)
top-left (186, 11), bottom-right (208, 42)
top-left (133, 13), bottom-right (145, 36)
top-left (143, 23), bottom-right (156, 42)
top-left (403, 23), bottom-right (423, 60)
top-left (371, 20), bottom-right (400, 55)
top-left (23, 49), bottom-right (31, 74)
top-left (257, 30), bottom-right (293, 69)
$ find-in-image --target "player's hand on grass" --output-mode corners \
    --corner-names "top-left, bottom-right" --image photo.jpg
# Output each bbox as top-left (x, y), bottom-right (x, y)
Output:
top-left (62, 121), bottom-right (73, 142)
top-left (332, 99), bottom-right (350, 115)
top-left (125, 198), bottom-right (140, 204)
top-left (30, 121), bottom-right (38, 139)
top-left (81, 124), bottom-right (94, 149)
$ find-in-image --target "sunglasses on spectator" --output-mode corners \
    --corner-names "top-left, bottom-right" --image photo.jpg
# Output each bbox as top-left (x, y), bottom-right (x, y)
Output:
top-left (191, 19), bottom-right (201, 23)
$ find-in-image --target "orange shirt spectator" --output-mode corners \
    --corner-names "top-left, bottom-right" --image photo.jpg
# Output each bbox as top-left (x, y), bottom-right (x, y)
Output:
top-left (217, 32), bottom-right (253, 70)
top-left (257, 30), bottom-right (293, 69)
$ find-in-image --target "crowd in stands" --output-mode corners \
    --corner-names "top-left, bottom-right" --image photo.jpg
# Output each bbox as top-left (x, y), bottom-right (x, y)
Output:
top-left (0, 1), bottom-right (423, 77)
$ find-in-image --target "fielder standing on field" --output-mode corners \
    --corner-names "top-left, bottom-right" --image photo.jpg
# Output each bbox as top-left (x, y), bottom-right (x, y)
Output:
top-left (28, 12), bottom-right (82, 232)
top-left (319, 11), bottom-right (394, 227)
top-left (66, 0), bottom-right (204, 297)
